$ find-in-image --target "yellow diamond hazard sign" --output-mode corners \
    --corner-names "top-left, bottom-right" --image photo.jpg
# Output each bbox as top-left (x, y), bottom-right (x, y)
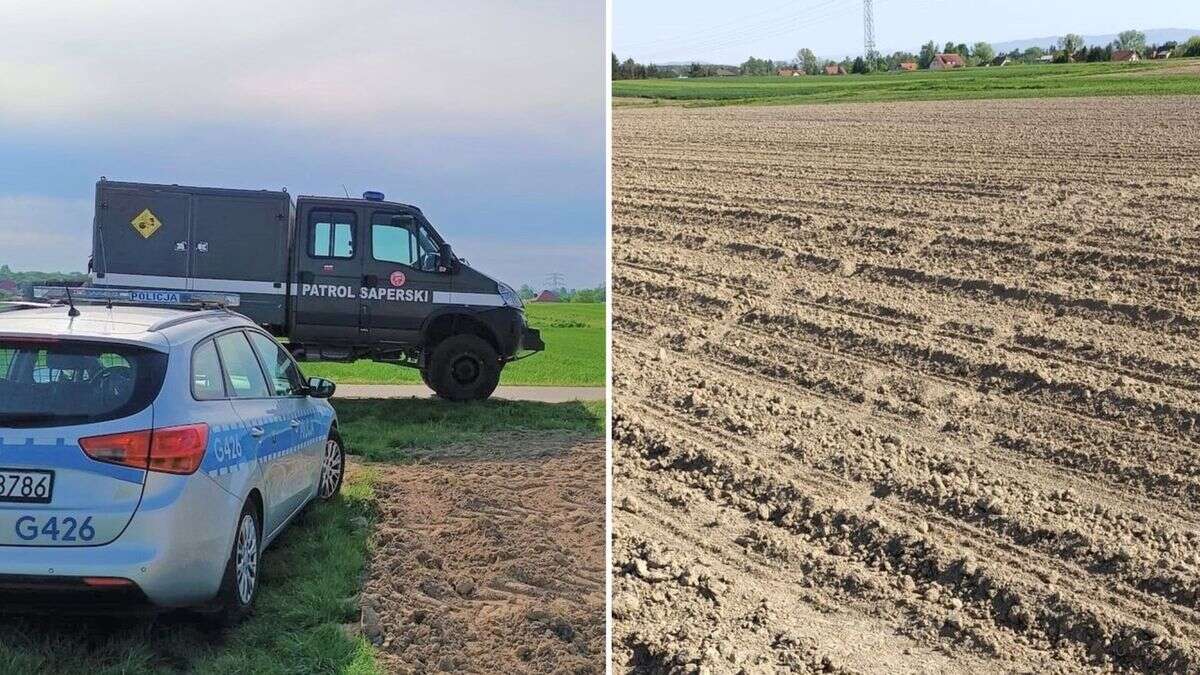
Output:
top-left (131, 209), bottom-right (163, 239)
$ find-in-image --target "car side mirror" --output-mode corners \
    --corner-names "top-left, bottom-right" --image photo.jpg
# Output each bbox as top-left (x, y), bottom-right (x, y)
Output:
top-left (439, 243), bottom-right (458, 273)
top-left (306, 377), bottom-right (336, 399)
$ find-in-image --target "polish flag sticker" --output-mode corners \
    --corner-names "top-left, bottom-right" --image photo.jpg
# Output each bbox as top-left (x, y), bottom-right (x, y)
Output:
top-left (389, 271), bottom-right (407, 287)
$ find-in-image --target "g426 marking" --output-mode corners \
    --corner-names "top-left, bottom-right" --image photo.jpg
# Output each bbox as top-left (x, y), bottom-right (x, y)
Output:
top-left (14, 515), bottom-right (95, 542)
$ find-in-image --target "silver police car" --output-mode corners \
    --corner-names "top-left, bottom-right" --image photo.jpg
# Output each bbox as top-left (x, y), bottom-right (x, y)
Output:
top-left (0, 301), bottom-right (343, 622)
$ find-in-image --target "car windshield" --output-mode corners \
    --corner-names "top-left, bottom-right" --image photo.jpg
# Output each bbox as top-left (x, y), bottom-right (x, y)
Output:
top-left (0, 340), bottom-right (168, 428)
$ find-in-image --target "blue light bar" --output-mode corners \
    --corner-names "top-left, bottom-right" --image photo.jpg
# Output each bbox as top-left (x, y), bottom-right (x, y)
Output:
top-left (32, 286), bottom-right (240, 308)
top-left (362, 190), bottom-right (385, 201)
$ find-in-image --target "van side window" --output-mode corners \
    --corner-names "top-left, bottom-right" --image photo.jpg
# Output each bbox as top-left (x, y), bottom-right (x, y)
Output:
top-left (310, 211), bottom-right (355, 259)
top-left (213, 333), bottom-right (270, 399)
top-left (371, 213), bottom-right (419, 266)
top-left (192, 339), bottom-right (226, 400)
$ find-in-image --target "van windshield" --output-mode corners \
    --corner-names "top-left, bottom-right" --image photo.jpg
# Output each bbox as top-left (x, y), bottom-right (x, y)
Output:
top-left (0, 340), bottom-right (168, 428)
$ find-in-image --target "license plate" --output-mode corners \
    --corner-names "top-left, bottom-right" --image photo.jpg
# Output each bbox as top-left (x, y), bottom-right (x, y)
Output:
top-left (0, 468), bottom-right (54, 504)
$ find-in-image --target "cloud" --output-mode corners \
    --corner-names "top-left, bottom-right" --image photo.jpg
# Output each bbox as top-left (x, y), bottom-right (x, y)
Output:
top-left (0, 1), bottom-right (605, 285)
top-left (0, 0), bottom-right (604, 138)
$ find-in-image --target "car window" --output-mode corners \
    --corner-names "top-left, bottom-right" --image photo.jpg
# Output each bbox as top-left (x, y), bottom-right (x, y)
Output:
top-left (247, 332), bottom-right (305, 397)
top-left (213, 332), bottom-right (270, 398)
top-left (311, 211), bottom-right (355, 259)
top-left (0, 340), bottom-right (168, 428)
top-left (372, 215), bottom-right (418, 266)
top-left (192, 339), bottom-right (226, 400)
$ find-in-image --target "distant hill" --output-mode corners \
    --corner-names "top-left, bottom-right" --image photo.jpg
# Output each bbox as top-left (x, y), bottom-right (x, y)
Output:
top-left (992, 28), bottom-right (1200, 54)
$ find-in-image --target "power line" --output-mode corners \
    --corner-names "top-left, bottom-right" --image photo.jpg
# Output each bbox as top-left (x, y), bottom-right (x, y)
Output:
top-left (634, 1), bottom-right (860, 61)
top-left (616, 0), bottom-right (845, 53)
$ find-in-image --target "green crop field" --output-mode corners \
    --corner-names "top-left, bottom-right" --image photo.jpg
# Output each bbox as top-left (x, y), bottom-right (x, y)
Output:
top-left (613, 59), bottom-right (1200, 106)
top-left (302, 302), bottom-right (605, 387)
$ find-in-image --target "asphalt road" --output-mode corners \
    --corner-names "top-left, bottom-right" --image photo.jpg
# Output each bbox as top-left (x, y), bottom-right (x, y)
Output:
top-left (332, 384), bottom-right (605, 402)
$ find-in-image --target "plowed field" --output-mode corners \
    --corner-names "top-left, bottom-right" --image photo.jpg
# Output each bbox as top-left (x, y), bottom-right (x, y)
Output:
top-left (611, 96), bottom-right (1200, 673)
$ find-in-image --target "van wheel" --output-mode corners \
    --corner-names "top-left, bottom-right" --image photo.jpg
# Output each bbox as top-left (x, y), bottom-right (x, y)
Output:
top-left (427, 335), bottom-right (501, 401)
top-left (419, 367), bottom-right (435, 391)
top-left (208, 499), bottom-right (261, 627)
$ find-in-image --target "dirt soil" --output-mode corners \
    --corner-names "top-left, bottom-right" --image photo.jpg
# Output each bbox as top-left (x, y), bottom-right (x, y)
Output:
top-left (611, 96), bottom-right (1200, 673)
top-left (359, 432), bottom-right (605, 674)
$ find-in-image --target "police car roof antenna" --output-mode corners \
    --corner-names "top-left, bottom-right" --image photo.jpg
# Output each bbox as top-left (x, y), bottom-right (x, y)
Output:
top-left (63, 285), bottom-right (80, 317)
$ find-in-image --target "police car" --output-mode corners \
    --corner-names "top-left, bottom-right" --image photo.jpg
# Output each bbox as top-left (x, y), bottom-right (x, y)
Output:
top-left (0, 296), bottom-right (343, 622)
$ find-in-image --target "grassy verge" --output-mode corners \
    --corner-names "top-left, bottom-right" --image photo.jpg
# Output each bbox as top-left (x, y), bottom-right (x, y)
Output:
top-left (303, 302), bottom-right (606, 387)
top-left (612, 59), bottom-right (1200, 107)
top-left (0, 472), bottom-right (380, 675)
top-left (335, 398), bottom-right (606, 462)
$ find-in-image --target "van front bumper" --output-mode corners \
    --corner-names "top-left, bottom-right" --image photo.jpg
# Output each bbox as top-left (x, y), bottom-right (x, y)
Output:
top-left (520, 326), bottom-right (545, 353)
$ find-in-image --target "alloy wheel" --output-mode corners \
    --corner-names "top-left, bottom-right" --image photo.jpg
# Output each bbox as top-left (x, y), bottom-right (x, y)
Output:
top-left (235, 514), bottom-right (258, 605)
top-left (320, 439), bottom-right (343, 499)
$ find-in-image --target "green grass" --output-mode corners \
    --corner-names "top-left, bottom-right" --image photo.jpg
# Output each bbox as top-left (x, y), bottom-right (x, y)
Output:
top-left (0, 472), bottom-right (380, 675)
top-left (303, 302), bottom-right (606, 387)
top-left (613, 59), bottom-right (1200, 106)
top-left (335, 398), bottom-right (606, 462)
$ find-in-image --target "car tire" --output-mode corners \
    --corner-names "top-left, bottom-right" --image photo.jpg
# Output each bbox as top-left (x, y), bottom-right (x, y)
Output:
top-left (419, 366), bottom-right (435, 391)
top-left (208, 499), bottom-right (261, 627)
top-left (426, 334), bottom-right (501, 402)
top-left (318, 429), bottom-right (346, 501)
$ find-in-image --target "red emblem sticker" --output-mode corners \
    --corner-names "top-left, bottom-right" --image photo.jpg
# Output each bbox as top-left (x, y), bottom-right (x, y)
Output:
top-left (389, 271), bottom-right (407, 287)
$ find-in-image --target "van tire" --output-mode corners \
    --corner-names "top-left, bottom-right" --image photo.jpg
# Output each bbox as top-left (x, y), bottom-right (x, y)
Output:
top-left (426, 334), bottom-right (501, 401)
top-left (207, 499), bottom-right (262, 627)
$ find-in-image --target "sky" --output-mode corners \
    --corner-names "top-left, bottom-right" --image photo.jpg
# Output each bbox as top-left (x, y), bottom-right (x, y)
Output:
top-left (0, 0), bottom-right (605, 290)
top-left (615, 0), bottom-right (1200, 64)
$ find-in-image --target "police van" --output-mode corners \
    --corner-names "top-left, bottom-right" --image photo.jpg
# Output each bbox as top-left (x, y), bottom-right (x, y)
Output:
top-left (81, 179), bottom-right (544, 401)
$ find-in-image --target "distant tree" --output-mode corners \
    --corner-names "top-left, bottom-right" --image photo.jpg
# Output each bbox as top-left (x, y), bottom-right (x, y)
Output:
top-left (851, 56), bottom-right (868, 74)
top-left (954, 43), bottom-right (970, 59)
top-left (796, 48), bottom-right (820, 75)
top-left (944, 41), bottom-right (956, 55)
top-left (885, 51), bottom-right (916, 70)
top-left (611, 53), bottom-right (619, 79)
top-left (1180, 36), bottom-right (1200, 57)
top-left (688, 62), bottom-right (704, 78)
top-left (1058, 33), bottom-right (1084, 59)
top-left (740, 56), bottom-right (774, 76)
top-left (1116, 29), bottom-right (1147, 53)
top-left (518, 284), bottom-right (536, 301)
top-left (918, 41), bottom-right (939, 68)
top-left (972, 42), bottom-right (995, 65)
top-left (1022, 46), bottom-right (1045, 63)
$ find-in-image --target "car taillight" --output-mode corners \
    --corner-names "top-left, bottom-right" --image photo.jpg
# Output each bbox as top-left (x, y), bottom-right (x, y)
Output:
top-left (147, 424), bottom-right (209, 474)
top-left (79, 430), bottom-right (152, 469)
top-left (79, 424), bottom-right (209, 475)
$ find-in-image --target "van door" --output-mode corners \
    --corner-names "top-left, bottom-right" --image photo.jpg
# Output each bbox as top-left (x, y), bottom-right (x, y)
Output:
top-left (190, 194), bottom-right (287, 296)
top-left (291, 206), bottom-right (365, 343)
top-left (95, 185), bottom-right (191, 288)
top-left (359, 210), bottom-right (449, 343)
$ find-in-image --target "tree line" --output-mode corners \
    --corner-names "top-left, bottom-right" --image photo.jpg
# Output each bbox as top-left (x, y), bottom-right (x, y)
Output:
top-left (516, 285), bottom-right (606, 303)
top-left (612, 30), bottom-right (1200, 80)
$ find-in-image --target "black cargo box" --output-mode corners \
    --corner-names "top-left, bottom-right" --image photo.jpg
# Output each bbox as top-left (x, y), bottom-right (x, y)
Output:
top-left (91, 180), bottom-right (295, 328)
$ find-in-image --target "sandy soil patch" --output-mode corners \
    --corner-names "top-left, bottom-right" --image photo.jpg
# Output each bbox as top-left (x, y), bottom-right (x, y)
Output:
top-left (612, 96), bottom-right (1200, 672)
top-left (359, 432), bottom-right (605, 674)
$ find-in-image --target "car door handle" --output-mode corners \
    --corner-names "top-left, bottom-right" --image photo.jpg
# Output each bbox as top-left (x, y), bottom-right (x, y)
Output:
top-left (290, 420), bottom-right (301, 429)
top-left (249, 427), bottom-right (265, 438)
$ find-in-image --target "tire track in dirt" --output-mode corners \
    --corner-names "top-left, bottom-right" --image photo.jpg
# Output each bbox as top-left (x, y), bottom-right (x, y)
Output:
top-left (360, 434), bottom-right (604, 674)
top-left (612, 96), bottom-right (1200, 673)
